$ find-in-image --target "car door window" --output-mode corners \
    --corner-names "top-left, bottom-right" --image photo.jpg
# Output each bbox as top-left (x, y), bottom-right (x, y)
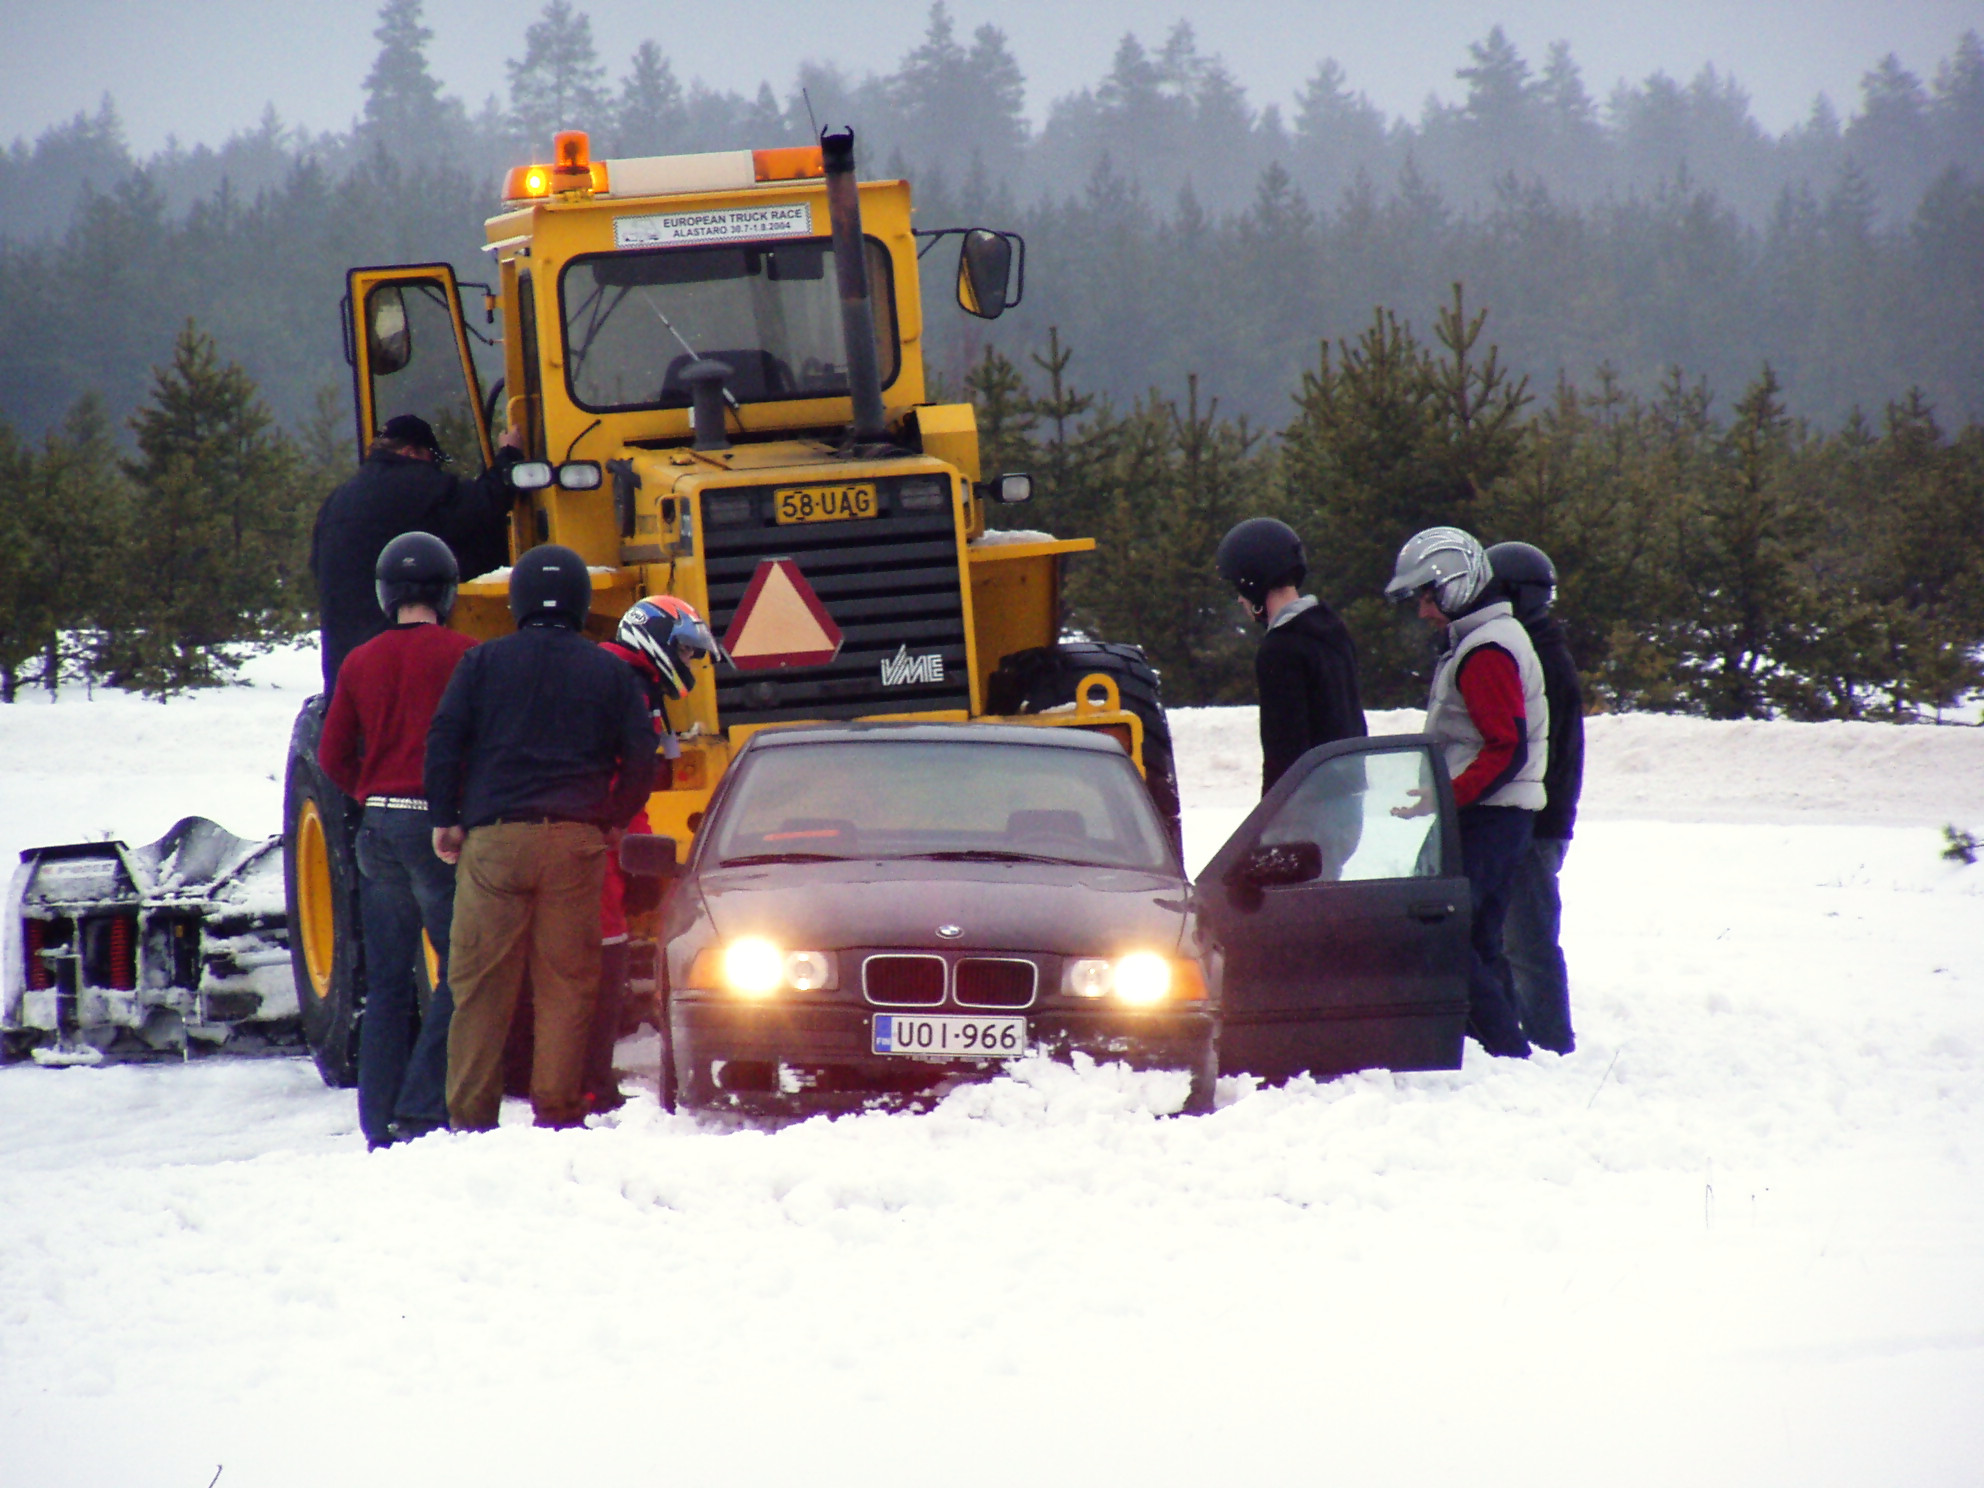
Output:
top-left (1255, 746), bottom-right (1444, 881)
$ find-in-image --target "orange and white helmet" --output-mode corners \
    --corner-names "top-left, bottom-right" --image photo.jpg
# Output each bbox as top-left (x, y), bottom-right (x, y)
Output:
top-left (616, 595), bottom-right (721, 698)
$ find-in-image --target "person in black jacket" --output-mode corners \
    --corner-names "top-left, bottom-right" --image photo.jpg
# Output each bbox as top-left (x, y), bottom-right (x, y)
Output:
top-left (1487, 541), bottom-right (1584, 1055)
top-left (310, 414), bottom-right (521, 690)
top-left (425, 545), bottom-right (658, 1131)
top-left (1216, 518), bottom-right (1367, 796)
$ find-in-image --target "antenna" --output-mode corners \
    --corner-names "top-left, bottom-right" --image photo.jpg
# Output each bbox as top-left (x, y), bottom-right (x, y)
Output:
top-left (802, 87), bottom-right (820, 139)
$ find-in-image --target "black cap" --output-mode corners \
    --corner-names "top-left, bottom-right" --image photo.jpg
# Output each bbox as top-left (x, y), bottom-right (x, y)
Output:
top-left (379, 414), bottom-right (449, 465)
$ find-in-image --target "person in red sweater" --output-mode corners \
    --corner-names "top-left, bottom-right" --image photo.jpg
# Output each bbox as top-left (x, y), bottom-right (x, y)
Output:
top-left (318, 532), bottom-right (477, 1146)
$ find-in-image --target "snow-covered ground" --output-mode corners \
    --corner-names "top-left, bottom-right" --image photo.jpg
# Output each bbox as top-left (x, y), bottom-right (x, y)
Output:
top-left (2, 645), bottom-right (1981, 1487)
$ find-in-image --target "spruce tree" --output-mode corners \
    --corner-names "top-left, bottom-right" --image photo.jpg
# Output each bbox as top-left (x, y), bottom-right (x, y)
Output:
top-left (610, 41), bottom-right (685, 157)
top-left (2, 398), bottom-right (128, 697)
top-left (108, 323), bottom-right (304, 694)
top-left (360, 0), bottom-right (455, 148)
top-left (508, 1), bottom-right (610, 147)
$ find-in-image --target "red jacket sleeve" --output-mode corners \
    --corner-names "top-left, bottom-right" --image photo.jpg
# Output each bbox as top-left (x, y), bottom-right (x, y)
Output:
top-left (1449, 646), bottom-right (1528, 808)
top-left (317, 667), bottom-right (364, 800)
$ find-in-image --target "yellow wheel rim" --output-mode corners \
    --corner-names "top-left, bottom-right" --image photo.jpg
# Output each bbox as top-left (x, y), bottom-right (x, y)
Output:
top-left (295, 797), bottom-right (336, 1000)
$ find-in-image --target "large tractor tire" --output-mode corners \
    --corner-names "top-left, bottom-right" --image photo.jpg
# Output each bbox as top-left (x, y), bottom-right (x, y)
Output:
top-left (986, 642), bottom-right (1183, 854)
top-left (284, 698), bottom-right (364, 1088)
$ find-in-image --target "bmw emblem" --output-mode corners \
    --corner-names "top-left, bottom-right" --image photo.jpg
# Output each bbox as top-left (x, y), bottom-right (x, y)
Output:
top-left (936, 924), bottom-right (963, 940)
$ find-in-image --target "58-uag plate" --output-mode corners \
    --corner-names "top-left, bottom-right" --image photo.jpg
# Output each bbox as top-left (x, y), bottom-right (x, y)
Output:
top-left (774, 483), bottom-right (876, 524)
top-left (872, 1014), bottom-right (1026, 1058)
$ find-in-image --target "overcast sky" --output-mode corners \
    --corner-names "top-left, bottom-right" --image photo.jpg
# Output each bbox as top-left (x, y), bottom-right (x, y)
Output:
top-left (6, 0), bottom-right (1979, 153)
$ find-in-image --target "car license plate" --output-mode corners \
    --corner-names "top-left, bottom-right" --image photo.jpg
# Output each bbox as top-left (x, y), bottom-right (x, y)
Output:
top-left (872, 1014), bottom-right (1026, 1058)
top-left (775, 483), bottom-right (876, 524)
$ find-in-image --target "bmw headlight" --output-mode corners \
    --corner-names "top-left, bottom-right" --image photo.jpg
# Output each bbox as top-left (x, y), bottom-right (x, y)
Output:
top-left (721, 937), bottom-right (784, 997)
top-left (1111, 951), bottom-right (1172, 1005)
top-left (1062, 952), bottom-right (1187, 1004)
top-left (713, 940), bottom-right (837, 997)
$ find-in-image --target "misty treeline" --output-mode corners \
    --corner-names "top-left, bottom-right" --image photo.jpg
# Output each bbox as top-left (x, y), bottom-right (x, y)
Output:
top-left (2, 2), bottom-right (1982, 441)
top-left (969, 293), bottom-right (1984, 721)
top-left (0, 325), bottom-right (337, 700)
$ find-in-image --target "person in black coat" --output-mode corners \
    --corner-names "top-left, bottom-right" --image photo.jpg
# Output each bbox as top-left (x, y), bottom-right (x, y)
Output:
top-left (425, 545), bottom-right (658, 1132)
top-left (1216, 518), bottom-right (1367, 796)
top-left (310, 414), bottom-right (521, 690)
top-left (1487, 542), bottom-right (1584, 1055)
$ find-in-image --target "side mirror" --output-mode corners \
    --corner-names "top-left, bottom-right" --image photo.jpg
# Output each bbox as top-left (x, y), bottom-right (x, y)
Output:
top-left (365, 286), bottom-right (412, 375)
top-left (956, 229), bottom-right (1014, 319)
top-left (1234, 840), bottom-right (1322, 889)
top-left (509, 460), bottom-right (553, 491)
top-left (620, 833), bottom-right (684, 879)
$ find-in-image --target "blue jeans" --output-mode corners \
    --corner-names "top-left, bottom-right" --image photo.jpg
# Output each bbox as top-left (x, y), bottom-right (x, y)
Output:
top-left (1505, 836), bottom-right (1574, 1054)
top-left (355, 806), bottom-right (459, 1147)
top-left (1457, 806), bottom-right (1534, 1058)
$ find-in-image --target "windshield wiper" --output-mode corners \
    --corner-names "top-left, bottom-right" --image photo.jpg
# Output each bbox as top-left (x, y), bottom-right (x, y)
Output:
top-left (894, 849), bottom-right (1089, 866)
top-left (643, 295), bottom-right (742, 411)
top-left (718, 851), bottom-right (846, 867)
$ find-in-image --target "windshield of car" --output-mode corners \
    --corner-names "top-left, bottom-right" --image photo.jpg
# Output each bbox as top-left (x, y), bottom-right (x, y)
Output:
top-left (706, 740), bottom-right (1175, 873)
top-left (559, 238), bottom-right (899, 413)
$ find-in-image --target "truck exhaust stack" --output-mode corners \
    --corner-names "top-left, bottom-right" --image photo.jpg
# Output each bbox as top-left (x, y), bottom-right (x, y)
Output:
top-left (820, 128), bottom-right (888, 444)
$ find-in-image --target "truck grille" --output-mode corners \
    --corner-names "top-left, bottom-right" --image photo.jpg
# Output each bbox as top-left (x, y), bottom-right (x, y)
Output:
top-left (703, 485), bottom-right (971, 725)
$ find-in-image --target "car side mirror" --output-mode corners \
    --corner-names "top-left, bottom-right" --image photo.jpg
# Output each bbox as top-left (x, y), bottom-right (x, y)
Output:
top-left (366, 285), bottom-right (412, 375)
top-left (1233, 840), bottom-right (1323, 888)
top-left (956, 229), bottom-right (1013, 319)
top-left (620, 833), bottom-right (684, 878)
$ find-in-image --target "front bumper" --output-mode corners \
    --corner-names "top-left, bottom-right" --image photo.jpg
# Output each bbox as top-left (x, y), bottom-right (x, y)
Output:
top-left (672, 994), bottom-right (1213, 1111)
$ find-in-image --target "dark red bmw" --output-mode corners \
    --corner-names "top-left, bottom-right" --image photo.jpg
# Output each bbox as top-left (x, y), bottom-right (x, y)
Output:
top-left (644, 723), bottom-right (1215, 1114)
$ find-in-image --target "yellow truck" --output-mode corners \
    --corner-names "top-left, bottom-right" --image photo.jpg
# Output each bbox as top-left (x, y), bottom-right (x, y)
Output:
top-left (6, 128), bottom-right (1178, 1074)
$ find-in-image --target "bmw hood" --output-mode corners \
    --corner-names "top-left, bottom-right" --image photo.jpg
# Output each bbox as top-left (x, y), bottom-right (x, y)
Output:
top-left (697, 859), bottom-right (1190, 957)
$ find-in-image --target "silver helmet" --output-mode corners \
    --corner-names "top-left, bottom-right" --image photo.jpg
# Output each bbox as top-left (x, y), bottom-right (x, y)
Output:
top-left (1384, 526), bottom-right (1492, 615)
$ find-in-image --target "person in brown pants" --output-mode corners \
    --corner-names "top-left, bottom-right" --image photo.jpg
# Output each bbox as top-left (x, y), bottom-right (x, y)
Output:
top-left (424, 545), bottom-right (657, 1130)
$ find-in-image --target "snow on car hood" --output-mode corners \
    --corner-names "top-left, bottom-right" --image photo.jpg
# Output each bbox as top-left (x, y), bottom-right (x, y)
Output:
top-left (697, 858), bottom-right (1191, 957)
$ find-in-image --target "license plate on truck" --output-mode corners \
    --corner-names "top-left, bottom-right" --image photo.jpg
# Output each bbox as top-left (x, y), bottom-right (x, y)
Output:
top-left (775, 483), bottom-right (876, 524)
top-left (872, 1014), bottom-right (1026, 1057)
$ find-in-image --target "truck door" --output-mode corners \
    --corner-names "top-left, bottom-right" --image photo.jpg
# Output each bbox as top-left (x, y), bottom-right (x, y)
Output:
top-left (1195, 735), bottom-right (1472, 1082)
top-left (343, 264), bottom-right (495, 471)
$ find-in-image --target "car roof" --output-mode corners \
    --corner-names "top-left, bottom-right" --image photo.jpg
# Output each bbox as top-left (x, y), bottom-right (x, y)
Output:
top-left (740, 721), bottom-right (1129, 755)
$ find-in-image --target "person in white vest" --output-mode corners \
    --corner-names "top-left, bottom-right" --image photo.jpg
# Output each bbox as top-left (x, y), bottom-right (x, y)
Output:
top-left (1385, 526), bottom-right (1546, 1059)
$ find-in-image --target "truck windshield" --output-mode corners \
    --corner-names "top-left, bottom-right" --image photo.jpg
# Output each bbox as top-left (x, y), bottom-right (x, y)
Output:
top-left (559, 238), bottom-right (898, 413)
top-left (708, 741), bottom-right (1175, 873)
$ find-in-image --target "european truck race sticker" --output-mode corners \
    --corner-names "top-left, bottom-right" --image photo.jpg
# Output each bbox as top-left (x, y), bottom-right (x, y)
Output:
top-left (614, 202), bottom-right (813, 249)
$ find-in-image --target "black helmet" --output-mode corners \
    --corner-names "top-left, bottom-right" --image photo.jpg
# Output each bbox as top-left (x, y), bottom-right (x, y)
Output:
top-left (374, 531), bottom-right (459, 621)
top-left (1486, 541), bottom-right (1558, 623)
top-left (1216, 518), bottom-right (1307, 613)
top-left (509, 543), bottom-right (591, 629)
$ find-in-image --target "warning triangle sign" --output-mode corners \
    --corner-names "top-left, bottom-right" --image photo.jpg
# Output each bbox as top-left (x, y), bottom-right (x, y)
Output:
top-left (722, 559), bottom-right (844, 671)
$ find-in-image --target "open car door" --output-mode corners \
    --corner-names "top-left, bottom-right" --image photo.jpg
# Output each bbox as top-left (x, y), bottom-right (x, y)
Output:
top-left (343, 264), bottom-right (494, 471)
top-left (1195, 735), bottom-right (1472, 1083)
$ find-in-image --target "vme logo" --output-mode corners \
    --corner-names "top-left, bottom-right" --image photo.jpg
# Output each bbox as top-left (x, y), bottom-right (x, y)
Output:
top-left (879, 644), bottom-right (946, 687)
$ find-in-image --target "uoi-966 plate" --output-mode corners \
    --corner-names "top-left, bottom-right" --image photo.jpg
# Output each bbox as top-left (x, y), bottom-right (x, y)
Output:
top-left (872, 1014), bottom-right (1026, 1058)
